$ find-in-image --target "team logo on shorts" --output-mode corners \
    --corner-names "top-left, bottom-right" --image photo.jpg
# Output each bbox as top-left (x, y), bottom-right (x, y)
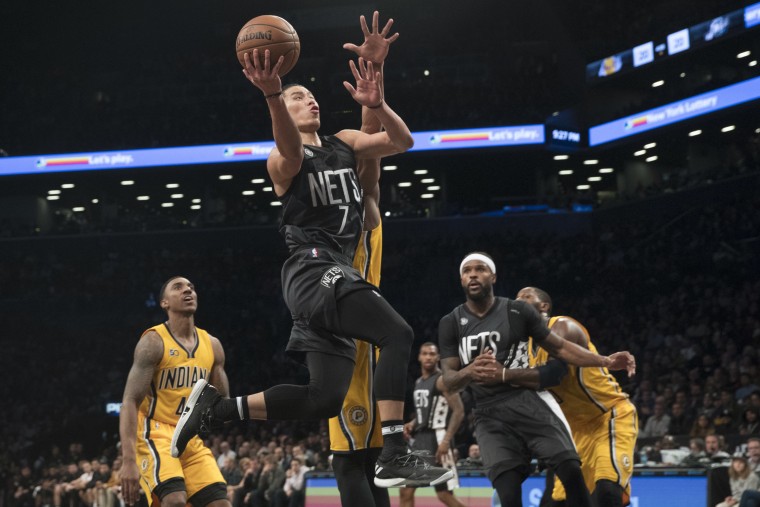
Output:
top-left (460, 318), bottom-right (468, 325)
top-left (304, 147), bottom-right (314, 158)
top-left (621, 454), bottom-right (632, 470)
top-left (321, 266), bottom-right (344, 287)
top-left (348, 406), bottom-right (368, 425)
top-left (141, 459), bottom-right (149, 471)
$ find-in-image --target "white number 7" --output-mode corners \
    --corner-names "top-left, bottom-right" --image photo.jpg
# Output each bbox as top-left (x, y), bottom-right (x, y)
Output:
top-left (337, 205), bottom-right (349, 234)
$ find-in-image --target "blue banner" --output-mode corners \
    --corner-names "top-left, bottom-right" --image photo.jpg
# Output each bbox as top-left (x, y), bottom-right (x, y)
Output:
top-left (0, 125), bottom-right (544, 177)
top-left (305, 474), bottom-right (707, 507)
top-left (589, 75), bottom-right (760, 146)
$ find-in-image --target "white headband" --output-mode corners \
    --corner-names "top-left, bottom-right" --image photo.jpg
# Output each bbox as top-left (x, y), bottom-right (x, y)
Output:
top-left (459, 254), bottom-right (496, 276)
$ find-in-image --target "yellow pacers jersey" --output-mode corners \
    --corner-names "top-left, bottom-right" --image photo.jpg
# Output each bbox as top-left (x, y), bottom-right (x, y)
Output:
top-left (138, 324), bottom-right (214, 425)
top-left (530, 316), bottom-right (637, 502)
top-left (329, 223), bottom-right (384, 452)
top-left (529, 316), bottom-right (629, 423)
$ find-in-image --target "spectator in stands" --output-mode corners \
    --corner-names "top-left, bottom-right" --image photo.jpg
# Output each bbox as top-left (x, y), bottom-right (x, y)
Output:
top-left (281, 458), bottom-right (308, 507)
top-left (706, 434), bottom-right (732, 464)
top-left (54, 463), bottom-right (81, 507)
top-left (740, 409), bottom-right (760, 437)
top-left (221, 457), bottom-right (243, 490)
top-left (457, 444), bottom-right (482, 468)
top-left (717, 454), bottom-right (760, 507)
top-left (641, 397), bottom-right (671, 438)
top-left (669, 402), bottom-right (691, 436)
top-left (230, 457), bottom-right (259, 507)
top-left (690, 413), bottom-right (716, 439)
top-left (746, 438), bottom-right (760, 475)
top-left (218, 441), bottom-right (237, 470)
top-left (714, 389), bottom-right (739, 434)
top-left (681, 438), bottom-right (709, 467)
top-left (12, 465), bottom-right (34, 507)
top-left (84, 461), bottom-right (112, 507)
top-left (736, 375), bottom-right (760, 403)
top-left (253, 455), bottom-right (284, 507)
top-left (104, 458), bottom-right (122, 507)
top-left (686, 383), bottom-right (704, 420)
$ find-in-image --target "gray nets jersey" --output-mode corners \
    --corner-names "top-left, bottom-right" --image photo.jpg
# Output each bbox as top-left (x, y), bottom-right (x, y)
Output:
top-left (438, 297), bottom-right (550, 405)
top-left (413, 371), bottom-right (449, 431)
top-left (278, 135), bottom-right (364, 258)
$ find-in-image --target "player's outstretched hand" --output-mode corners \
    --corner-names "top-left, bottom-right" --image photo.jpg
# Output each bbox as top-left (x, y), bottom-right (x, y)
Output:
top-left (606, 351), bottom-right (636, 377)
top-left (343, 58), bottom-right (382, 107)
top-left (343, 11), bottom-right (399, 65)
top-left (242, 49), bottom-right (283, 97)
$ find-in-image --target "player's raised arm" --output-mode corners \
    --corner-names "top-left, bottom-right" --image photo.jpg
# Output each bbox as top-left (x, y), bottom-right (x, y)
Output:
top-left (344, 11), bottom-right (397, 230)
top-left (339, 58), bottom-right (413, 159)
top-left (343, 11), bottom-right (399, 64)
top-left (241, 49), bottom-right (304, 190)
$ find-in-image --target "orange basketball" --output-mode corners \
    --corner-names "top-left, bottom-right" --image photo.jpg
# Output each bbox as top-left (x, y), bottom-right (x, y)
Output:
top-left (235, 15), bottom-right (300, 77)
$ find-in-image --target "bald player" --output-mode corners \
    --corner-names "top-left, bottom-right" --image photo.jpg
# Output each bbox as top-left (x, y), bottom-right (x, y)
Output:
top-left (512, 286), bottom-right (638, 507)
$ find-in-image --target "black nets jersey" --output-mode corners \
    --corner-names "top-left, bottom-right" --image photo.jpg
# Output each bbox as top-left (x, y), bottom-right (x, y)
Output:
top-left (278, 135), bottom-right (364, 258)
top-left (438, 297), bottom-right (551, 405)
top-left (413, 371), bottom-right (449, 432)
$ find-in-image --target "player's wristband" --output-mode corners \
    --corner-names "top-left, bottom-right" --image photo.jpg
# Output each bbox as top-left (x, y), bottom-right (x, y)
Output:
top-left (502, 368), bottom-right (506, 383)
top-left (265, 91), bottom-right (282, 99)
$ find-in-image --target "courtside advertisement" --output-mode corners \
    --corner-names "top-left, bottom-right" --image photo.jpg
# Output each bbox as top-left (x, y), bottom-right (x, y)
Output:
top-left (305, 474), bottom-right (707, 507)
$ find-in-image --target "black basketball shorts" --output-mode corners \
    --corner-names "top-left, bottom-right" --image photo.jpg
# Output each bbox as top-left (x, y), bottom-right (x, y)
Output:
top-left (473, 389), bottom-right (579, 482)
top-left (281, 247), bottom-right (378, 361)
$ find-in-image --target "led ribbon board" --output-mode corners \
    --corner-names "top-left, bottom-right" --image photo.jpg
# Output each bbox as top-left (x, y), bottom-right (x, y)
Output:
top-left (586, 2), bottom-right (760, 83)
top-left (589, 75), bottom-right (760, 146)
top-left (0, 125), bottom-right (545, 177)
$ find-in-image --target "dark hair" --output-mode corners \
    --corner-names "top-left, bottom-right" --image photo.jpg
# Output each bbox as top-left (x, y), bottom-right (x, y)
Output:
top-left (159, 276), bottom-right (185, 302)
top-left (283, 82), bottom-right (304, 93)
top-left (420, 342), bottom-right (438, 352)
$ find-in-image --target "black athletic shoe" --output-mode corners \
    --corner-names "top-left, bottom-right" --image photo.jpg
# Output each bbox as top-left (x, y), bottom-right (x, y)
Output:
top-left (170, 379), bottom-right (221, 457)
top-left (374, 451), bottom-right (455, 488)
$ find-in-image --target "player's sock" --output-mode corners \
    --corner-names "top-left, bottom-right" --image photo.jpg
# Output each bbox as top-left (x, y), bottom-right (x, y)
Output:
top-left (379, 420), bottom-right (406, 461)
top-left (212, 396), bottom-right (249, 421)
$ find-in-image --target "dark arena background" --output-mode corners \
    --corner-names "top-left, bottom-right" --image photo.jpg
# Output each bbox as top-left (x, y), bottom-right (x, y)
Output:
top-left (1, 1), bottom-right (759, 506)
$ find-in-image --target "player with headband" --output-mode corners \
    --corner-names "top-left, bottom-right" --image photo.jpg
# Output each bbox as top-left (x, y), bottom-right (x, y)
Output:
top-left (437, 251), bottom-right (636, 506)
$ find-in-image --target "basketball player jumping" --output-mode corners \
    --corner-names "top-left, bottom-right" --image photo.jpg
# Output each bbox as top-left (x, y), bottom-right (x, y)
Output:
top-left (119, 277), bottom-right (231, 507)
top-left (437, 253), bottom-right (636, 506)
top-left (171, 12), bottom-right (452, 489)
top-left (513, 287), bottom-right (638, 507)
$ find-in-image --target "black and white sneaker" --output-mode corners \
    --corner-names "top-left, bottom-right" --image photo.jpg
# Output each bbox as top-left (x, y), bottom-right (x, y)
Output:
top-left (170, 379), bottom-right (221, 457)
top-left (374, 451), bottom-right (454, 488)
